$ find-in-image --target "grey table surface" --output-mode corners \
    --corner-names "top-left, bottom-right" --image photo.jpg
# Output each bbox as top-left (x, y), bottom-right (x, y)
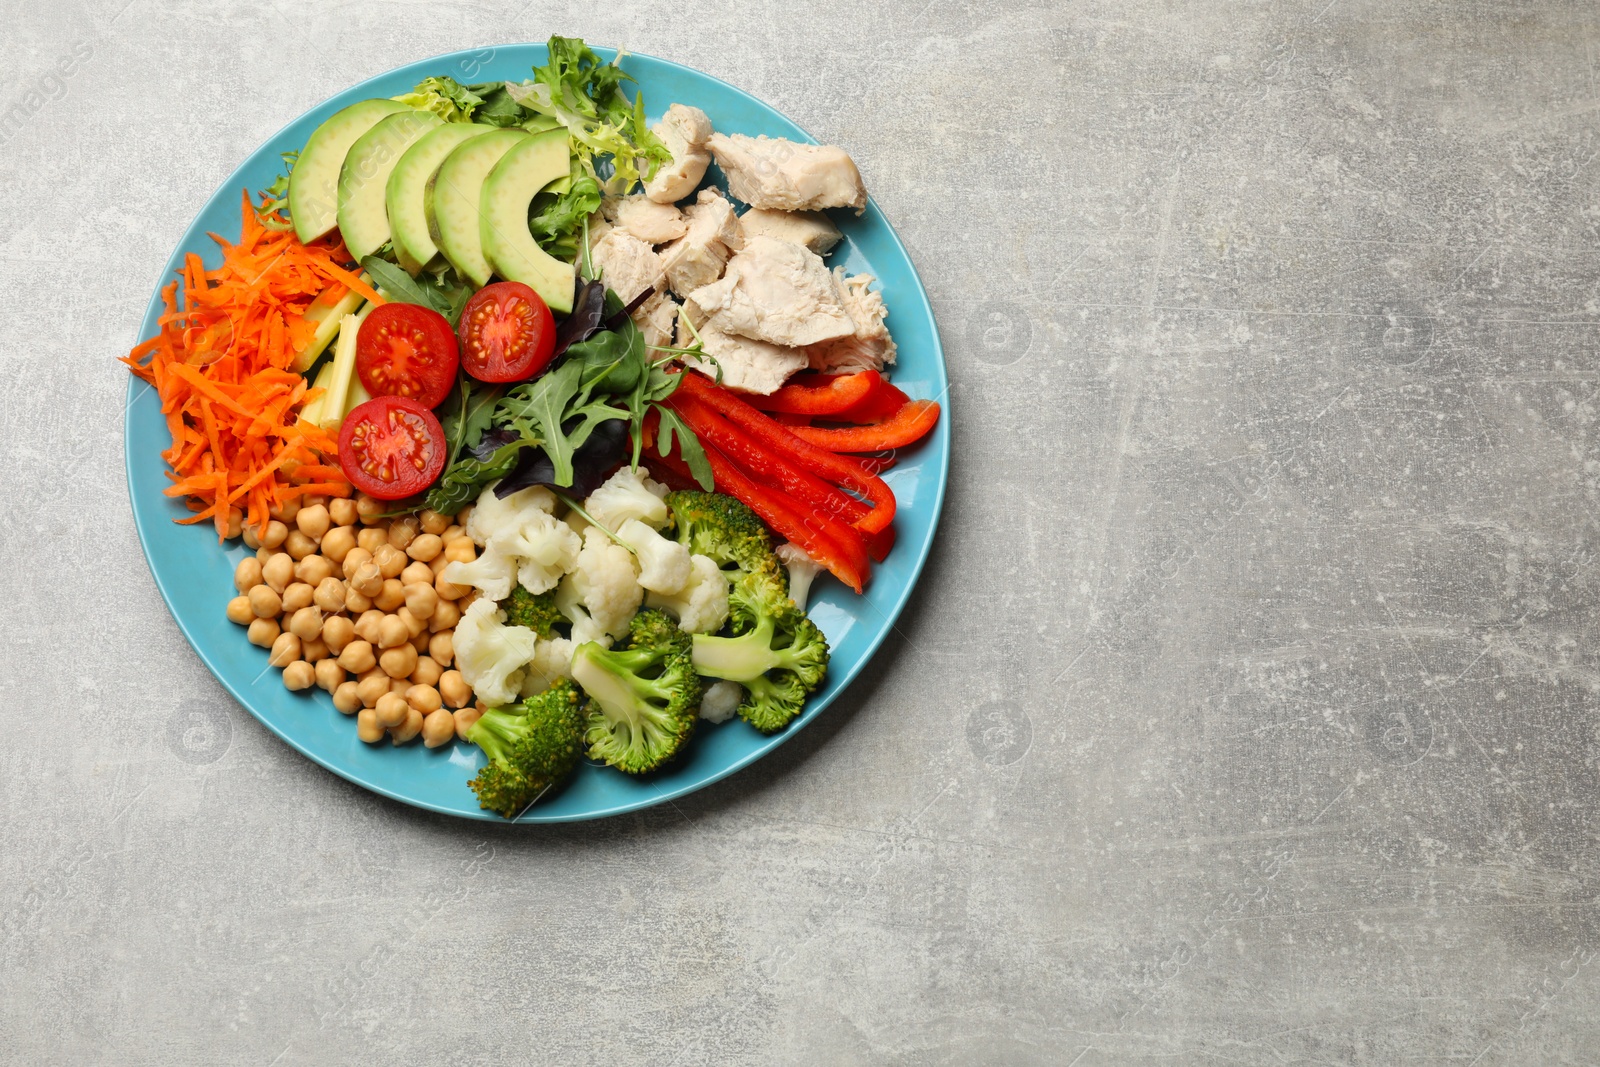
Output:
top-left (5, 0), bottom-right (1600, 1063)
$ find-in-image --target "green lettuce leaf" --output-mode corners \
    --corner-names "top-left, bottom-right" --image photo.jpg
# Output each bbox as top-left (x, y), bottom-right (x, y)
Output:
top-left (392, 76), bottom-right (484, 123)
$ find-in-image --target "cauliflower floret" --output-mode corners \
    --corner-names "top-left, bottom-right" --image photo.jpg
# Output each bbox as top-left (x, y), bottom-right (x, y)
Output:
top-left (554, 582), bottom-right (611, 648)
top-left (451, 598), bottom-right (537, 706)
top-left (617, 518), bottom-right (692, 595)
top-left (561, 527), bottom-right (643, 640)
top-left (645, 553), bottom-right (731, 634)
top-left (775, 542), bottom-right (825, 610)
top-left (456, 484), bottom-right (580, 596)
top-left (585, 466), bottom-right (669, 531)
top-left (442, 543), bottom-right (518, 602)
top-left (518, 636), bottom-right (576, 697)
top-left (699, 680), bottom-right (744, 723)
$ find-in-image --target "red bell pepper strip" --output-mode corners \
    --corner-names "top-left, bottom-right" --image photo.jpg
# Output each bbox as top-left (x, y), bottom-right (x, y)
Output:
top-left (747, 371), bottom-right (881, 416)
top-left (788, 400), bottom-right (941, 452)
top-left (665, 392), bottom-right (869, 525)
top-left (846, 452), bottom-right (897, 476)
top-left (647, 437), bottom-right (869, 593)
top-left (866, 522), bottom-right (895, 564)
top-left (675, 370), bottom-right (897, 535)
top-left (833, 376), bottom-right (910, 424)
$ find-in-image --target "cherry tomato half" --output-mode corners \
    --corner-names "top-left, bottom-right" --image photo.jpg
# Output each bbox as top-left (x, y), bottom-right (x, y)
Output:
top-left (458, 281), bottom-right (556, 382)
top-left (356, 302), bottom-right (459, 409)
top-left (338, 396), bottom-right (447, 501)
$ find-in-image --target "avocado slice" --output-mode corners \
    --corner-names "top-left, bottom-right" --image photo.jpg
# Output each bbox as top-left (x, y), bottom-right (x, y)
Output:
top-left (481, 129), bottom-right (576, 314)
top-left (289, 99), bottom-right (412, 244)
top-left (337, 110), bottom-right (442, 263)
top-left (386, 123), bottom-right (496, 276)
top-left (432, 129), bottom-right (529, 288)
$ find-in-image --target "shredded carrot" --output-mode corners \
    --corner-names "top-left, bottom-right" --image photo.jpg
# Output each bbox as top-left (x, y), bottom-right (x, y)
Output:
top-left (122, 190), bottom-right (358, 540)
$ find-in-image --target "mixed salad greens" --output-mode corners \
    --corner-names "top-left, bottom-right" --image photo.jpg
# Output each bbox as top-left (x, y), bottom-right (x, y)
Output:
top-left (125, 36), bottom-right (941, 818)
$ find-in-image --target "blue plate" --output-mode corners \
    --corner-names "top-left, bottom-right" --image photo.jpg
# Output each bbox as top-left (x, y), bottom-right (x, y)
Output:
top-left (124, 45), bottom-right (949, 822)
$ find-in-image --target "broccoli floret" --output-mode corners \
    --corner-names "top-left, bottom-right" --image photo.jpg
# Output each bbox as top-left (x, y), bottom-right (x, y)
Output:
top-left (691, 583), bottom-right (829, 733)
top-left (465, 678), bottom-right (586, 818)
top-left (573, 609), bottom-right (703, 774)
top-left (663, 491), bottom-right (788, 627)
top-left (498, 585), bottom-right (563, 639)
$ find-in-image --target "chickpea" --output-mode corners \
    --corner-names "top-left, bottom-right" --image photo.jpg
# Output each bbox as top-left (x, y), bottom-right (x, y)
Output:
top-left (380, 643), bottom-right (418, 680)
top-left (453, 504), bottom-right (473, 527)
top-left (387, 515), bottom-right (419, 552)
top-left (341, 546), bottom-right (373, 580)
top-left (428, 630), bottom-right (454, 667)
top-left (390, 706), bottom-right (425, 745)
top-left (329, 498), bottom-right (358, 527)
top-left (247, 617), bottom-right (280, 648)
top-left (376, 615), bottom-right (410, 650)
top-left (301, 637), bottom-right (329, 663)
top-left (410, 630), bottom-right (431, 654)
top-left (391, 677), bottom-right (412, 696)
top-left (429, 601), bottom-right (460, 633)
top-left (374, 692), bottom-right (410, 728)
top-left (312, 577), bottom-right (345, 613)
top-left (260, 520), bottom-right (289, 549)
top-left (374, 579), bottom-right (406, 612)
top-left (314, 658), bottom-right (346, 693)
top-left (396, 606), bottom-right (427, 639)
top-left (373, 544), bottom-right (407, 579)
top-left (268, 632), bottom-right (302, 668)
top-left (337, 640), bottom-right (376, 674)
top-left (404, 533), bottom-right (445, 563)
top-left (270, 496), bottom-right (301, 523)
top-left (442, 524), bottom-right (465, 543)
top-left (296, 503), bottom-right (331, 541)
top-left (434, 576), bottom-right (472, 601)
top-left (414, 508), bottom-right (446, 536)
top-left (400, 560), bottom-right (434, 587)
top-left (322, 615), bottom-right (355, 654)
top-left (405, 683), bottom-right (443, 713)
top-left (411, 655), bottom-right (443, 688)
top-left (356, 707), bottom-right (385, 743)
top-left (235, 557), bottom-right (263, 593)
top-left (422, 708), bottom-right (455, 748)
top-left (355, 492), bottom-right (386, 524)
top-left (288, 606), bottom-right (324, 642)
top-left (281, 582), bottom-right (315, 614)
top-left (354, 610), bottom-right (385, 643)
top-left (356, 673), bottom-right (391, 709)
top-left (332, 681), bottom-right (362, 714)
top-left (439, 670), bottom-right (471, 709)
top-left (226, 596), bottom-right (254, 625)
top-left (443, 537), bottom-right (476, 564)
top-left (453, 704), bottom-right (483, 741)
top-left (295, 555), bottom-right (336, 587)
top-left (356, 527), bottom-right (389, 554)
top-left (282, 660), bottom-right (316, 691)
top-left (248, 584), bottom-right (282, 619)
top-left (242, 524), bottom-right (261, 551)
top-left (256, 544), bottom-right (275, 564)
top-left (429, 553), bottom-right (451, 579)
top-left (261, 552), bottom-right (294, 594)
top-left (284, 530), bottom-right (317, 561)
top-left (344, 587), bottom-right (373, 614)
top-left (320, 526), bottom-right (357, 565)
top-left (350, 562), bottom-right (384, 598)
top-left (402, 583), bottom-right (438, 620)
top-left (223, 509), bottom-right (244, 540)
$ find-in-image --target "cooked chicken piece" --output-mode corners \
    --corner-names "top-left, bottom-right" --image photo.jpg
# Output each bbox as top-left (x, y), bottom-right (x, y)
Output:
top-left (736, 208), bottom-right (842, 255)
top-left (684, 235), bottom-right (856, 348)
top-left (636, 291), bottom-right (679, 349)
top-left (603, 195), bottom-right (687, 246)
top-left (585, 209), bottom-right (613, 245)
top-left (660, 188), bottom-right (745, 298)
top-left (806, 270), bottom-right (897, 374)
top-left (679, 310), bottom-right (809, 396)
top-left (588, 229), bottom-right (664, 305)
top-left (708, 134), bottom-right (868, 213)
top-left (644, 104), bottom-right (714, 204)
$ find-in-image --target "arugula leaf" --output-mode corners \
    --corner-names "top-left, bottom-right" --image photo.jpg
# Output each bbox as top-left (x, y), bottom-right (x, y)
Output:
top-left (359, 256), bottom-right (474, 326)
top-left (494, 417), bottom-right (628, 499)
top-left (423, 432), bottom-right (538, 514)
top-left (393, 76), bottom-right (486, 122)
top-left (654, 406), bottom-right (714, 491)
top-left (436, 377), bottom-right (505, 467)
top-left (494, 360), bottom-right (622, 488)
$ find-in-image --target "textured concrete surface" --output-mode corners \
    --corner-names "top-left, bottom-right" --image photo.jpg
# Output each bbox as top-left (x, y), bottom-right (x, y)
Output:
top-left (4, 0), bottom-right (1600, 1063)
